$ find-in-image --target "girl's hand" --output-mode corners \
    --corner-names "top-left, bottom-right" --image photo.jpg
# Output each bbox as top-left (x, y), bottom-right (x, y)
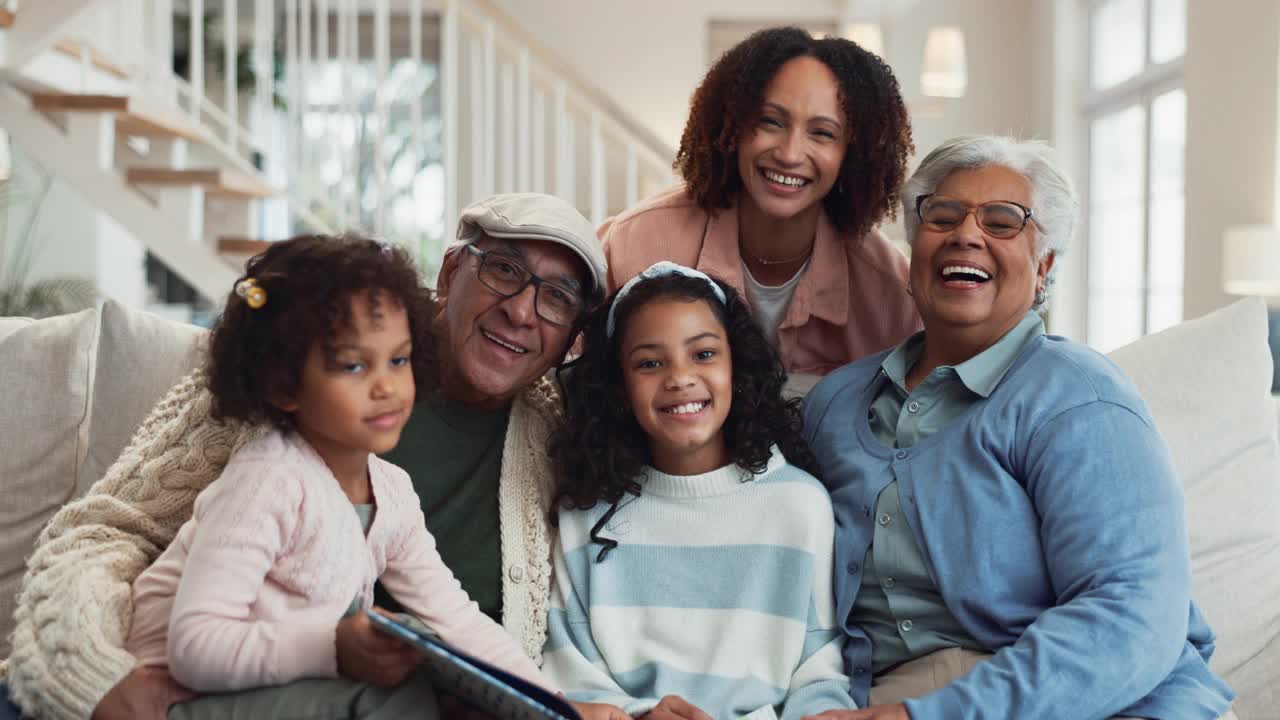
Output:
top-left (91, 667), bottom-right (195, 720)
top-left (571, 700), bottom-right (635, 720)
top-left (803, 704), bottom-right (911, 720)
top-left (638, 694), bottom-right (713, 720)
top-left (335, 606), bottom-right (422, 687)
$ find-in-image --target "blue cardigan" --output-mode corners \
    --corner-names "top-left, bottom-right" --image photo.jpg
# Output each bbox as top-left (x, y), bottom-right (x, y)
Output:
top-left (803, 333), bottom-right (1235, 720)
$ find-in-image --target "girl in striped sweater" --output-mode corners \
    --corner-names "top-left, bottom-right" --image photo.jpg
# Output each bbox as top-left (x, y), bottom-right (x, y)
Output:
top-left (545, 262), bottom-right (857, 720)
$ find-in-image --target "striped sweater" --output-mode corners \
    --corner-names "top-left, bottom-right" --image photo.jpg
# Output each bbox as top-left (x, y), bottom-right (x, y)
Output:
top-left (541, 448), bottom-right (856, 720)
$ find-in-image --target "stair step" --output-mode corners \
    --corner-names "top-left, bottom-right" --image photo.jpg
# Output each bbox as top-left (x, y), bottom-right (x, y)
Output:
top-left (126, 167), bottom-right (278, 199)
top-left (32, 93), bottom-right (205, 142)
top-left (216, 236), bottom-right (272, 256)
top-left (0, 9), bottom-right (14, 28)
top-left (52, 39), bottom-right (130, 79)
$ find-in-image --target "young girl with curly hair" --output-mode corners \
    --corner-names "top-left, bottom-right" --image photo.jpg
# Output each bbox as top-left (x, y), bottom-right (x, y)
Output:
top-left (122, 234), bottom-right (554, 718)
top-left (542, 262), bottom-right (857, 720)
top-left (601, 26), bottom-right (920, 379)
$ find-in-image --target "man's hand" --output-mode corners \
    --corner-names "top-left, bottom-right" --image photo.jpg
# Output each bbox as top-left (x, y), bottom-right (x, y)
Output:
top-left (571, 700), bottom-right (634, 720)
top-left (803, 704), bottom-right (911, 720)
top-left (638, 694), bottom-right (713, 720)
top-left (90, 667), bottom-right (195, 720)
top-left (335, 607), bottom-right (422, 688)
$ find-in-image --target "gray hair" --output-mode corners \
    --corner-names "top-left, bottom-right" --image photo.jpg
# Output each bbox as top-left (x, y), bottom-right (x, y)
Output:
top-left (901, 135), bottom-right (1078, 303)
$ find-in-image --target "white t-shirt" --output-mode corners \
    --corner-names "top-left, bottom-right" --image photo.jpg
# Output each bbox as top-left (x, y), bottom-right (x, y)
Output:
top-left (741, 259), bottom-right (809, 347)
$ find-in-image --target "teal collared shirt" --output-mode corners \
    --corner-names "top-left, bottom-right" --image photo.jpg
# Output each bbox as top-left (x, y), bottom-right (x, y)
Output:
top-left (854, 311), bottom-right (1045, 673)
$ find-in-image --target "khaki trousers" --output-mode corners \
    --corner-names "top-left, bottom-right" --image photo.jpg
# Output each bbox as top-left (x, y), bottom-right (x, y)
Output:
top-left (868, 648), bottom-right (1238, 720)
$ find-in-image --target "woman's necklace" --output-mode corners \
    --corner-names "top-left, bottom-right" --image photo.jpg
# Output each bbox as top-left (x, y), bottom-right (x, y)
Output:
top-left (743, 242), bottom-right (815, 266)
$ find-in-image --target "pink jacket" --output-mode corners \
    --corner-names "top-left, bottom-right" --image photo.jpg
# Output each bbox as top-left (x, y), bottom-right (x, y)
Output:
top-left (600, 186), bottom-right (921, 375)
top-left (125, 430), bottom-right (548, 693)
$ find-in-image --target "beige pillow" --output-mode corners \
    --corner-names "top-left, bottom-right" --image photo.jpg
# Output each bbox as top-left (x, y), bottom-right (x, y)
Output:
top-left (1109, 297), bottom-right (1280, 718)
top-left (77, 299), bottom-right (206, 496)
top-left (0, 308), bottom-right (100, 658)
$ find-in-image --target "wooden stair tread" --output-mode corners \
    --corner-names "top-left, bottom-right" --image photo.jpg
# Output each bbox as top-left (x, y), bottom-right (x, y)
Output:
top-left (216, 236), bottom-right (272, 255)
top-left (52, 39), bottom-right (129, 79)
top-left (0, 8), bottom-right (15, 28)
top-left (32, 93), bottom-right (206, 142)
top-left (126, 167), bottom-right (278, 199)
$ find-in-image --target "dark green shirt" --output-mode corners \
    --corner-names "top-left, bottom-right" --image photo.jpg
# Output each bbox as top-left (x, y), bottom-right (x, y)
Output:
top-left (378, 395), bottom-right (511, 622)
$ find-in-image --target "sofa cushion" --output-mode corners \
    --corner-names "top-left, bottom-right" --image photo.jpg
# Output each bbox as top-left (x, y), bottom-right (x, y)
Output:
top-left (1108, 297), bottom-right (1280, 719)
top-left (0, 308), bottom-right (100, 659)
top-left (77, 299), bottom-right (205, 497)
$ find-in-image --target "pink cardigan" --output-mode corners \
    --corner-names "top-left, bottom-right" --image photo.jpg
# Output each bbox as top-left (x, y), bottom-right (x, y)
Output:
top-left (600, 186), bottom-right (922, 375)
top-left (125, 430), bottom-right (549, 693)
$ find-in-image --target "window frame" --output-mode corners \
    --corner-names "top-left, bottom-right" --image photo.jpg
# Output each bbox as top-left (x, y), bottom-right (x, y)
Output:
top-left (1081, 0), bottom-right (1186, 349)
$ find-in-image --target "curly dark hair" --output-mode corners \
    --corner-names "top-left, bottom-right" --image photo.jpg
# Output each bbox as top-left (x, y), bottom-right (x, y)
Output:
top-left (676, 26), bottom-right (913, 237)
top-left (552, 272), bottom-right (817, 512)
top-left (205, 233), bottom-right (437, 430)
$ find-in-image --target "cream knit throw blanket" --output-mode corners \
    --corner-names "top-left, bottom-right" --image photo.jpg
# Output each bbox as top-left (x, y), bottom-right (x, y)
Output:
top-left (3, 371), bottom-right (560, 720)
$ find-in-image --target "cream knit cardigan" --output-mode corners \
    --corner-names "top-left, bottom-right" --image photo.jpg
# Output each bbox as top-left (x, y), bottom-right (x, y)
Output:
top-left (2, 370), bottom-right (562, 720)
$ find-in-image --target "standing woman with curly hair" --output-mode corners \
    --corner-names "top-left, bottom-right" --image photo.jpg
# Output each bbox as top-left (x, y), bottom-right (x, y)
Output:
top-left (601, 26), bottom-right (921, 377)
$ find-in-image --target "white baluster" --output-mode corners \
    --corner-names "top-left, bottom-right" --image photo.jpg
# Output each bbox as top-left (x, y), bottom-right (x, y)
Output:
top-left (625, 142), bottom-right (639, 210)
top-left (190, 0), bottom-right (203, 122)
top-left (286, 0), bottom-right (299, 185)
top-left (224, 0), bottom-right (238, 155)
top-left (345, 0), bottom-right (358, 227)
top-left (374, 0), bottom-right (388, 236)
top-left (590, 111), bottom-right (605, 225)
top-left (334, 0), bottom-right (347, 228)
top-left (468, 36), bottom-right (483, 205)
top-left (516, 47), bottom-right (531, 192)
top-left (441, 0), bottom-right (459, 242)
top-left (531, 86), bottom-right (546, 194)
top-left (410, 0), bottom-right (423, 193)
top-left (156, 0), bottom-right (173, 103)
top-left (482, 18), bottom-right (496, 198)
top-left (254, 0), bottom-right (272, 160)
top-left (300, 0), bottom-right (311, 185)
top-left (554, 79), bottom-right (572, 203)
top-left (500, 61), bottom-right (514, 193)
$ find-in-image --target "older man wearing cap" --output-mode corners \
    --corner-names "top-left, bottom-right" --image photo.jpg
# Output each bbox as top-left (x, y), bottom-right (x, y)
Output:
top-left (0, 194), bottom-right (619, 720)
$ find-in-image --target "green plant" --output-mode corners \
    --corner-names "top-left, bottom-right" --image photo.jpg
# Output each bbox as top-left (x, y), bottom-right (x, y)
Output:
top-left (0, 136), bottom-right (99, 318)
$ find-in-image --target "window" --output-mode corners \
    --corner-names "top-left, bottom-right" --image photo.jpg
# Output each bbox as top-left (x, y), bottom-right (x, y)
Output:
top-left (1084, 0), bottom-right (1185, 351)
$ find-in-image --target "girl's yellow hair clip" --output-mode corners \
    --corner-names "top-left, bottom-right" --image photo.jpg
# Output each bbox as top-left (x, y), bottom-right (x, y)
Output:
top-left (234, 278), bottom-right (268, 309)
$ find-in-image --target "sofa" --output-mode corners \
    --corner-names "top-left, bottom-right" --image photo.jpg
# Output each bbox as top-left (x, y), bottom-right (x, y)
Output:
top-left (2, 297), bottom-right (1278, 719)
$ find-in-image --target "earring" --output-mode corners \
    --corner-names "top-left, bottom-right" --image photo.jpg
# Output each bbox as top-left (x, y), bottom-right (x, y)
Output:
top-left (905, 283), bottom-right (913, 297)
top-left (1034, 287), bottom-right (1047, 305)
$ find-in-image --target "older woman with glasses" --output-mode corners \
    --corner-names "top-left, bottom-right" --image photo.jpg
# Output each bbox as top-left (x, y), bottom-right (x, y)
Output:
top-left (802, 136), bottom-right (1237, 720)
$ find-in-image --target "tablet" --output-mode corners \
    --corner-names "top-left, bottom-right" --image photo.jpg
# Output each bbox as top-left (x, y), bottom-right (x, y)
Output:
top-left (364, 608), bottom-right (581, 720)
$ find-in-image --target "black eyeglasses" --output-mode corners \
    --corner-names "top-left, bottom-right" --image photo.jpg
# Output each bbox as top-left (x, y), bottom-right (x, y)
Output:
top-left (464, 245), bottom-right (585, 326)
top-left (915, 194), bottom-right (1036, 239)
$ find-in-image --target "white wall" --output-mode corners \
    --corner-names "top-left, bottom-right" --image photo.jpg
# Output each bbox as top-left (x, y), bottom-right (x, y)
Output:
top-left (490, 0), bottom-right (841, 151)
top-left (881, 0), bottom-right (1040, 169)
top-left (494, 0), bottom-right (1045, 161)
top-left (1183, 0), bottom-right (1280, 320)
top-left (3, 145), bottom-right (147, 311)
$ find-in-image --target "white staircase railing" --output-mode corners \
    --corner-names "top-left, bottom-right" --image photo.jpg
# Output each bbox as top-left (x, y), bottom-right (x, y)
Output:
top-left (2, 0), bottom-right (676, 285)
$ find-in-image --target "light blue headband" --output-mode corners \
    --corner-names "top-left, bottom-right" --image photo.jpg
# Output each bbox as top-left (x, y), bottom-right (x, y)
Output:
top-left (605, 261), bottom-right (727, 338)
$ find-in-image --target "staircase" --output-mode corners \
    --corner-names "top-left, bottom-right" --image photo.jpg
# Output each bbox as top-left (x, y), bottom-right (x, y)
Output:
top-left (0, 0), bottom-right (674, 310)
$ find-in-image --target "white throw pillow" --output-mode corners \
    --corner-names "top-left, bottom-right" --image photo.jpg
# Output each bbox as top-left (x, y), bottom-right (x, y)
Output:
top-left (1108, 297), bottom-right (1280, 718)
top-left (0, 308), bottom-right (99, 658)
top-left (76, 299), bottom-right (206, 496)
